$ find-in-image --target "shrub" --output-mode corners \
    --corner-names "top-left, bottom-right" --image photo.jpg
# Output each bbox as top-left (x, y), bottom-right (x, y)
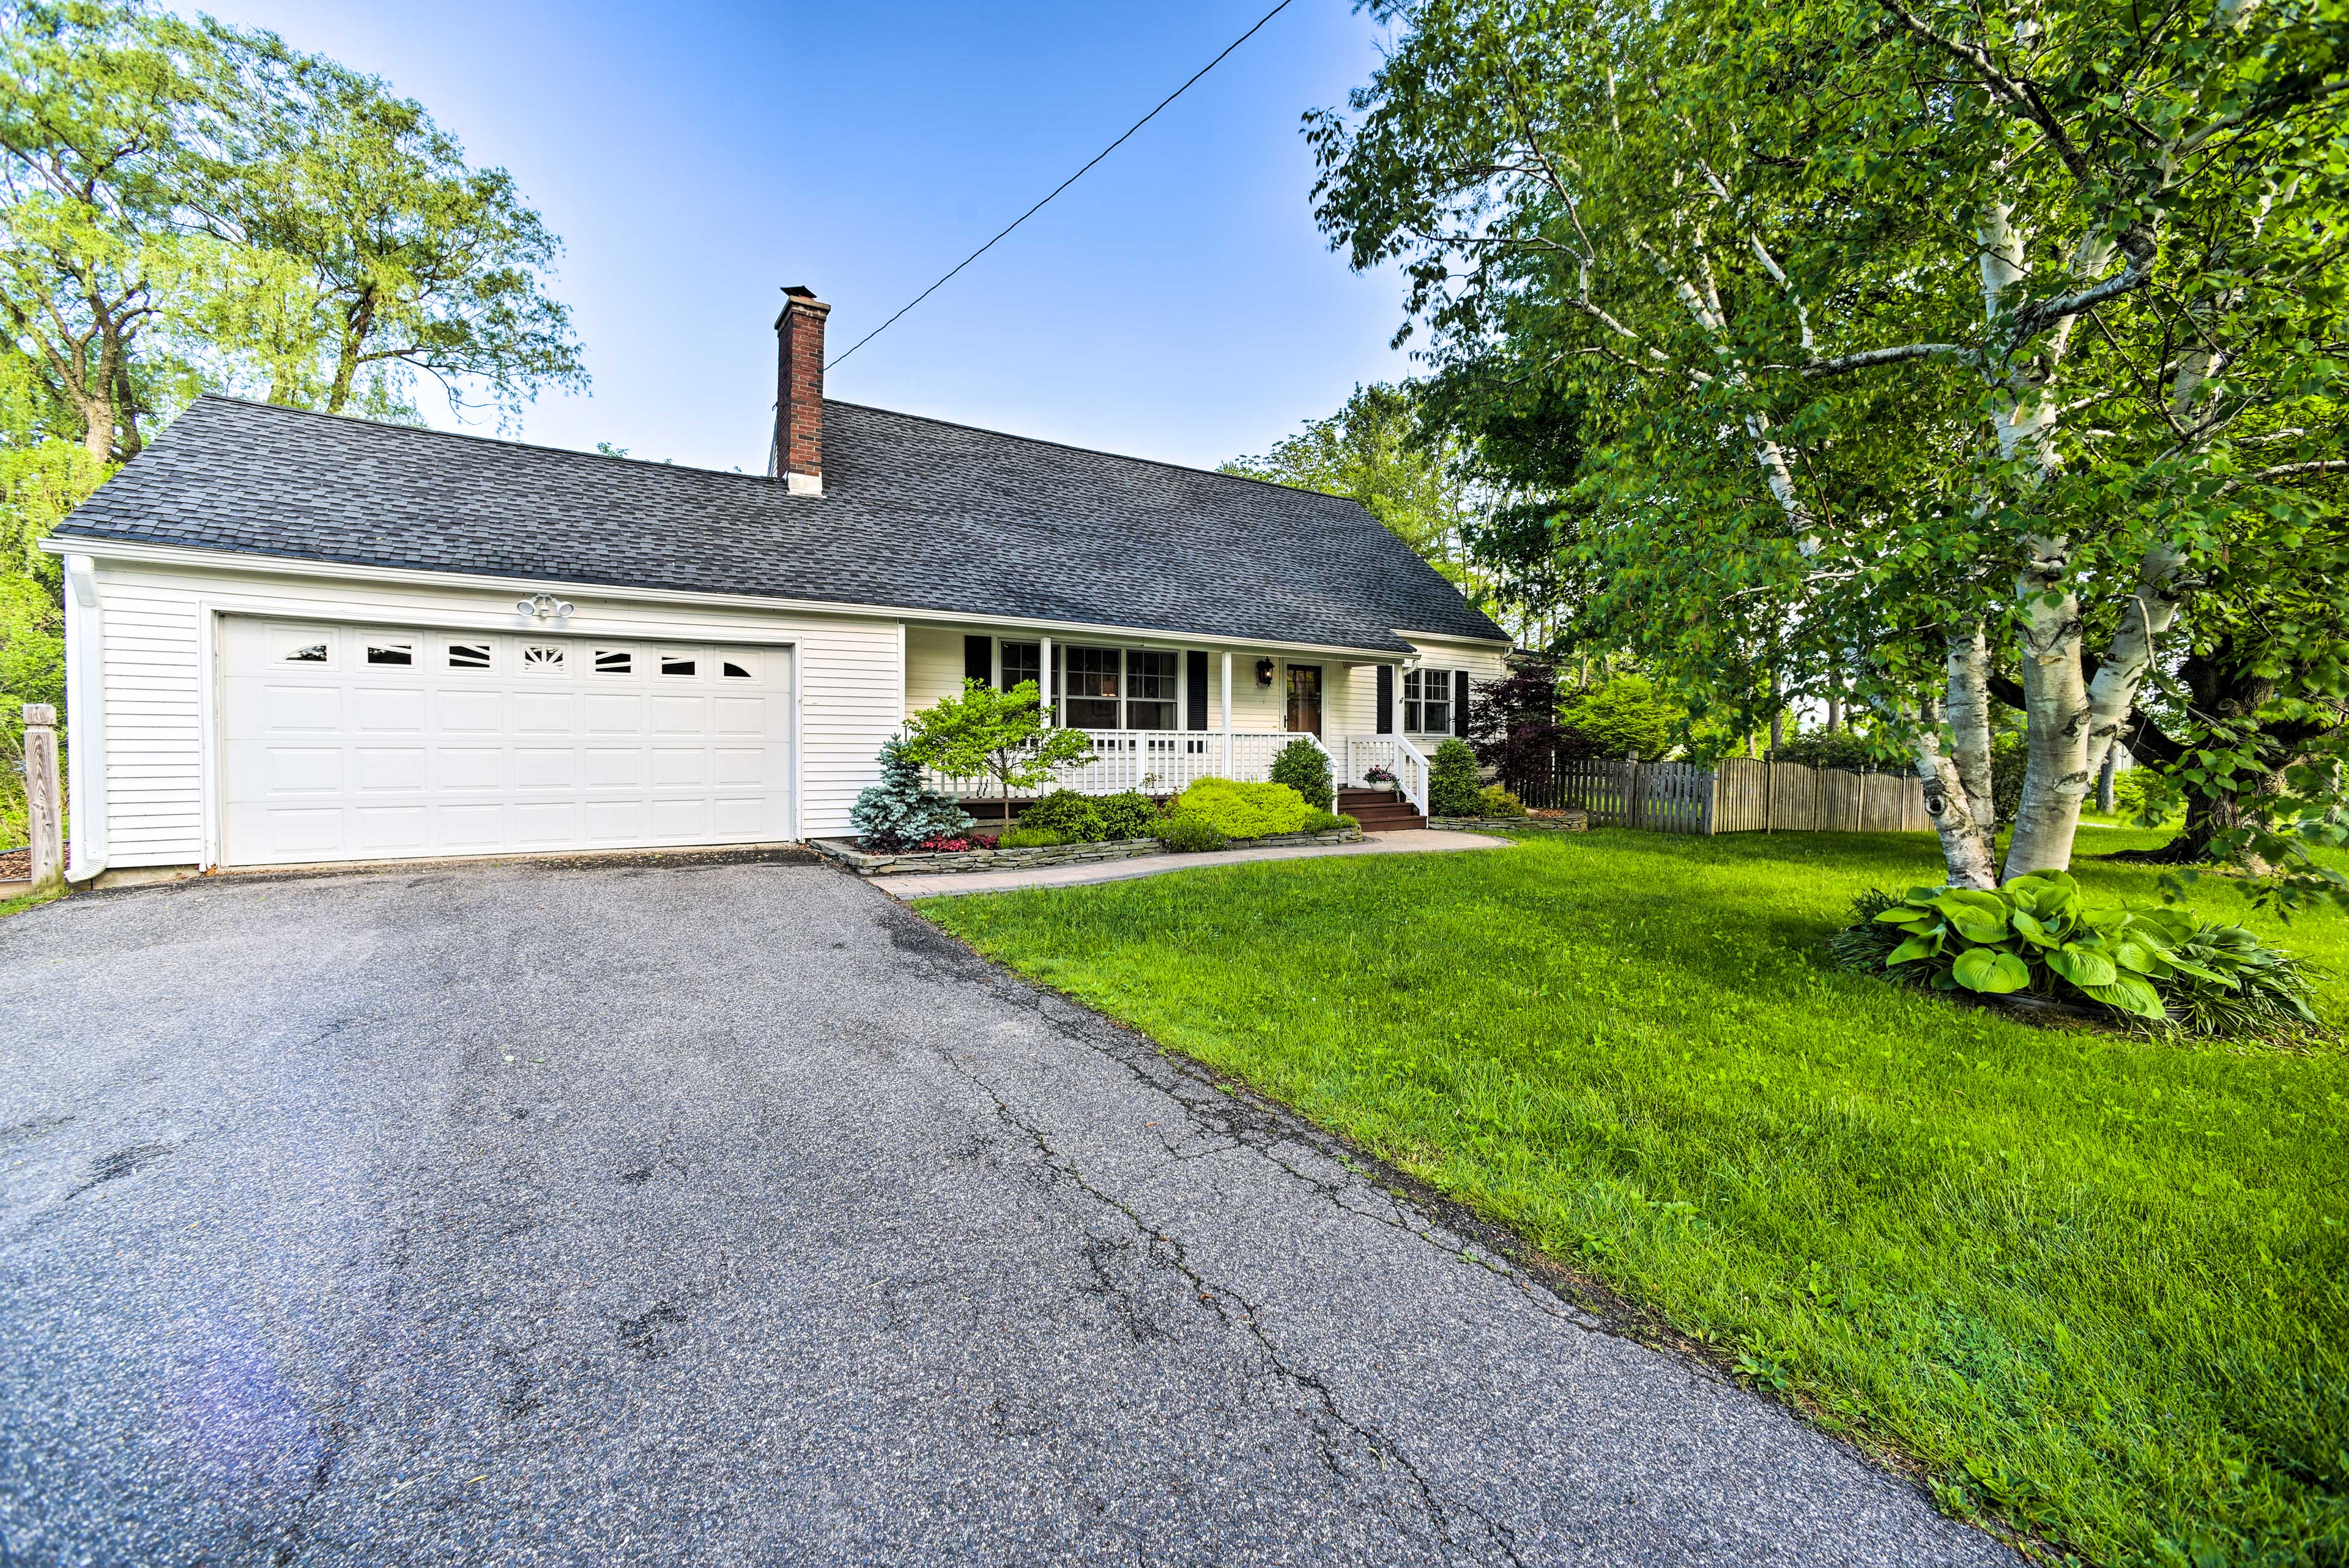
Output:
top-left (1269, 738), bottom-right (1335, 811)
top-left (1337, 812), bottom-right (1359, 831)
top-left (1429, 738), bottom-right (1482, 816)
top-left (1477, 784), bottom-right (1527, 817)
top-left (1156, 811), bottom-right (1230, 853)
top-left (2110, 768), bottom-right (2179, 823)
top-left (1301, 806), bottom-right (1343, 833)
top-left (1090, 790), bottom-right (1160, 841)
top-left (1831, 872), bottom-right (2325, 1041)
top-left (852, 736), bottom-right (973, 850)
top-left (1560, 674), bottom-right (1675, 760)
top-left (1770, 729), bottom-right (1891, 771)
top-left (914, 833), bottom-right (996, 853)
top-left (1168, 778), bottom-right (1311, 838)
top-left (1014, 789), bottom-right (1104, 841)
top-left (998, 827), bottom-right (1068, 849)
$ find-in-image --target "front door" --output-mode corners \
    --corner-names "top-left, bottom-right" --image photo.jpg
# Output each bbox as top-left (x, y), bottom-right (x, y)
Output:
top-left (1284, 664), bottom-right (1323, 737)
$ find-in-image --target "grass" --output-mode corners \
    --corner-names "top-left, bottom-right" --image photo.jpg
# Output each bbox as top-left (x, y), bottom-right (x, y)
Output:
top-left (0, 884), bottom-right (61, 918)
top-left (919, 826), bottom-right (2349, 1567)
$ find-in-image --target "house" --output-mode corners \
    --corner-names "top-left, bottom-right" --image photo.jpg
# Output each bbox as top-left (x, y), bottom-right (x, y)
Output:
top-left (39, 289), bottom-right (1510, 879)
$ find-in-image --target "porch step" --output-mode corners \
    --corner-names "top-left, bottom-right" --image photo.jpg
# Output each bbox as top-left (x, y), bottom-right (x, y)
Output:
top-left (1338, 789), bottom-right (1427, 833)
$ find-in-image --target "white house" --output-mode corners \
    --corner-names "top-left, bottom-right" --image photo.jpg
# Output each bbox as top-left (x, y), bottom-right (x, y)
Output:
top-left (40, 289), bottom-right (1510, 880)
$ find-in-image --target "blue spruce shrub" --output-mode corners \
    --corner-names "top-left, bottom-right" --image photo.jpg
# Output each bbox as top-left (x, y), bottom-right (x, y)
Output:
top-left (852, 736), bottom-right (974, 849)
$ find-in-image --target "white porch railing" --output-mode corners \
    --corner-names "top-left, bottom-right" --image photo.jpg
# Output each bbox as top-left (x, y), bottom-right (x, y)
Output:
top-left (1341, 735), bottom-right (1430, 818)
top-left (922, 729), bottom-right (1327, 801)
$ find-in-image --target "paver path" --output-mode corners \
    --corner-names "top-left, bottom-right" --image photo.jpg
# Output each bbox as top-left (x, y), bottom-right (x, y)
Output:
top-left (0, 859), bottom-right (2014, 1566)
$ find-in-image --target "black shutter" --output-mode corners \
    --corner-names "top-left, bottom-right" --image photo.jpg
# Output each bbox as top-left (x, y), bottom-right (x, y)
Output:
top-left (1186, 650), bottom-right (1209, 730)
top-left (1376, 665), bottom-right (1394, 735)
top-left (1455, 669), bottom-right (1471, 738)
top-left (963, 634), bottom-right (992, 688)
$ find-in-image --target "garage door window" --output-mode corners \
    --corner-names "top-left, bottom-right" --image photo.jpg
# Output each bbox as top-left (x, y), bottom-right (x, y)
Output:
top-left (447, 642), bottom-right (492, 670)
top-left (661, 655), bottom-right (697, 677)
top-left (366, 640), bottom-right (415, 666)
top-left (522, 644), bottom-right (565, 671)
top-left (593, 649), bottom-right (633, 675)
top-left (722, 656), bottom-right (755, 679)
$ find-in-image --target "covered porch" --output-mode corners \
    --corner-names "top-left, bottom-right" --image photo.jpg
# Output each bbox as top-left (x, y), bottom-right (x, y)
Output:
top-left (902, 625), bottom-right (1446, 822)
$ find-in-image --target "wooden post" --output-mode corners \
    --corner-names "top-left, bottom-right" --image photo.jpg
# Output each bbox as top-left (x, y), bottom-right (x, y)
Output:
top-left (23, 704), bottom-right (64, 894)
top-left (1626, 751), bottom-right (1642, 831)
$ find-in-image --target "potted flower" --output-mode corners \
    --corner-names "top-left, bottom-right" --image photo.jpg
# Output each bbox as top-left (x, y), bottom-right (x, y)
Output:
top-left (1363, 764), bottom-right (1398, 790)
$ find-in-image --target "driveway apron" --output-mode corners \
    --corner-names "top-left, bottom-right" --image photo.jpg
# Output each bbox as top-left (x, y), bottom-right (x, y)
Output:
top-left (0, 860), bottom-right (2014, 1566)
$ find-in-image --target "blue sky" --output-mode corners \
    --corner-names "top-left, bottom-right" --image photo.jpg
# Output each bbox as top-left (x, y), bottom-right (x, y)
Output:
top-left (170, 0), bottom-right (1418, 473)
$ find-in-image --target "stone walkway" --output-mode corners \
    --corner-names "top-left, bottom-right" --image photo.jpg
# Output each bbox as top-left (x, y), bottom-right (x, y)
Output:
top-left (878, 827), bottom-right (1514, 898)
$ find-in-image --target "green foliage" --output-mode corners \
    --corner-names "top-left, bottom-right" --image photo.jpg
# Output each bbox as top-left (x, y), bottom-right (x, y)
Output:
top-left (849, 736), bottom-right (971, 850)
top-left (1337, 813), bottom-right (1360, 833)
top-left (922, 826), bottom-right (2349, 1566)
top-left (177, 23), bottom-right (587, 425)
top-left (902, 680), bottom-right (1095, 818)
top-left (1770, 729), bottom-right (1895, 772)
top-left (1009, 787), bottom-right (1158, 844)
top-left (1847, 872), bottom-right (2323, 1041)
top-left (1268, 737), bottom-right (1335, 812)
top-left (1560, 677), bottom-right (1675, 762)
top-left (997, 827), bottom-right (1068, 850)
top-left (1091, 791), bottom-right (1160, 842)
top-left (1304, 0), bottom-right (2349, 897)
top-left (1154, 811), bottom-right (1230, 854)
top-left (1167, 778), bottom-right (1312, 840)
top-left (2110, 768), bottom-right (2178, 824)
top-left (1013, 789), bottom-right (1104, 842)
top-left (1476, 784), bottom-right (1527, 818)
top-left (1428, 737), bottom-right (1482, 816)
top-left (1301, 807), bottom-right (1344, 833)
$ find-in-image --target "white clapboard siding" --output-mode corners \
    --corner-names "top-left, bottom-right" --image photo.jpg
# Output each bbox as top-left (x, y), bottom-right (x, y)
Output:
top-left (83, 558), bottom-right (910, 863)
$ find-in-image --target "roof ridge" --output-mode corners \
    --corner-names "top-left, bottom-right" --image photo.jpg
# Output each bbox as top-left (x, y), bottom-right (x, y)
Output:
top-left (181, 393), bottom-right (1378, 519)
top-left (179, 394), bottom-right (773, 485)
top-left (817, 398), bottom-right (1377, 512)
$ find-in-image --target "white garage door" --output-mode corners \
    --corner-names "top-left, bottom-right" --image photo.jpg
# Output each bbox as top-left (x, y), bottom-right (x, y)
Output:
top-left (221, 618), bottom-right (793, 867)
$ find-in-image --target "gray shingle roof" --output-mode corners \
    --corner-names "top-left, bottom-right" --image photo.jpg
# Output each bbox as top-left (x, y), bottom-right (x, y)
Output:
top-left (52, 395), bottom-right (1508, 654)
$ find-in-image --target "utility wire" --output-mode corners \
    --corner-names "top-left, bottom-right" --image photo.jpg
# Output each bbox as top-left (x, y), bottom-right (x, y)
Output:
top-left (825, 0), bottom-right (1298, 370)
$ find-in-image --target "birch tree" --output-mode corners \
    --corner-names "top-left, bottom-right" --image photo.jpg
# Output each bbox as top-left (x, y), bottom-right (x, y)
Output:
top-left (1308, 0), bottom-right (2346, 890)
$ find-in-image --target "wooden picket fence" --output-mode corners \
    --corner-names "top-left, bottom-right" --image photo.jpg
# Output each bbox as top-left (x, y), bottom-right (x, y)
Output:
top-left (1516, 754), bottom-right (1931, 837)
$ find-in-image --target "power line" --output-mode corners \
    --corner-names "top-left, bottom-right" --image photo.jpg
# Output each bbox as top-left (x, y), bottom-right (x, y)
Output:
top-left (824, 0), bottom-right (1299, 370)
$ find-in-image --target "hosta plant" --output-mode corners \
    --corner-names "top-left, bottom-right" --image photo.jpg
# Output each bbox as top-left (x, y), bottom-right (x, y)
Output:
top-left (1836, 872), bottom-right (2323, 1041)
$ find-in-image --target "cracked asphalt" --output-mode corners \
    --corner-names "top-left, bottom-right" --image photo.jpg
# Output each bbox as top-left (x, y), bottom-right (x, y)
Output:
top-left (0, 858), bottom-right (2016, 1567)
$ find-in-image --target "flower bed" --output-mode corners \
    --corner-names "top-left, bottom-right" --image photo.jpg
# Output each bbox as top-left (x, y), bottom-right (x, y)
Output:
top-left (811, 822), bottom-right (1364, 878)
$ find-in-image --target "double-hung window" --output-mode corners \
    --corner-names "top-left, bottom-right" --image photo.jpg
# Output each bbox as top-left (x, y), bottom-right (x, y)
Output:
top-left (1000, 640), bottom-right (1043, 694)
top-left (1064, 647), bottom-right (1121, 729)
top-left (1125, 650), bottom-right (1177, 730)
top-left (1403, 668), bottom-right (1453, 734)
top-left (1059, 645), bottom-right (1180, 730)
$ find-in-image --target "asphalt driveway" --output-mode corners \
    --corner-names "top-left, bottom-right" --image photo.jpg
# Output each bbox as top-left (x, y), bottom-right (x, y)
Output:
top-left (0, 858), bottom-right (2014, 1567)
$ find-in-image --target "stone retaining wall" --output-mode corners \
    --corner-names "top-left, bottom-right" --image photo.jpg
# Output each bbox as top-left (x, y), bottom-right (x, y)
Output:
top-left (811, 825), bottom-right (1363, 878)
top-left (1431, 812), bottom-right (1589, 833)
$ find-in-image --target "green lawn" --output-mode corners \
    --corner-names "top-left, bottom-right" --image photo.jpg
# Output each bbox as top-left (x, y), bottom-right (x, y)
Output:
top-left (920, 827), bottom-right (2349, 1567)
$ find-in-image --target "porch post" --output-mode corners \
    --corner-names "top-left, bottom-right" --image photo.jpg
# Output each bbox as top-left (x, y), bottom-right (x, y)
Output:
top-left (1039, 635), bottom-right (1053, 726)
top-left (1220, 652), bottom-right (1233, 775)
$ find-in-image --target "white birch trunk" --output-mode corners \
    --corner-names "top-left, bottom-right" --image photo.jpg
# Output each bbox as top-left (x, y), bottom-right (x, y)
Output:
top-left (2002, 539), bottom-right (2095, 875)
top-left (1916, 630), bottom-right (2000, 888)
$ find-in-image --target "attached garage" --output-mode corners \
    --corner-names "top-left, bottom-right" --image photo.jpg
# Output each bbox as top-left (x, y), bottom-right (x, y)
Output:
top-left (218, 617), bottom-right (794, 868)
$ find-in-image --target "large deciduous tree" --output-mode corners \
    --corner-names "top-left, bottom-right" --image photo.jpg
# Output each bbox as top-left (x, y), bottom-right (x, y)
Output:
top-left (1308, 0), bottom-right (2347, 896)
top-left (179, 25), bottom-right (585, 425)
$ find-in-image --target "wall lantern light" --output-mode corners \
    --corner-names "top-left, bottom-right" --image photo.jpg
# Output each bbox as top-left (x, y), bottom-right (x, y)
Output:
top-left (1255, 658), bottom-right (1276, 686)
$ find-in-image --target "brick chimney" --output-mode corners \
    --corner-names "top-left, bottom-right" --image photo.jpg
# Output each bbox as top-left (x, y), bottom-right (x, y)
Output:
top-left (770, 286), bottom-right (831, 496)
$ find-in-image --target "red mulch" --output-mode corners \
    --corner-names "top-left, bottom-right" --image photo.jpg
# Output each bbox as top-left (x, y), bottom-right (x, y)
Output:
top-left (0, 849), bottom-right (29, 882)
